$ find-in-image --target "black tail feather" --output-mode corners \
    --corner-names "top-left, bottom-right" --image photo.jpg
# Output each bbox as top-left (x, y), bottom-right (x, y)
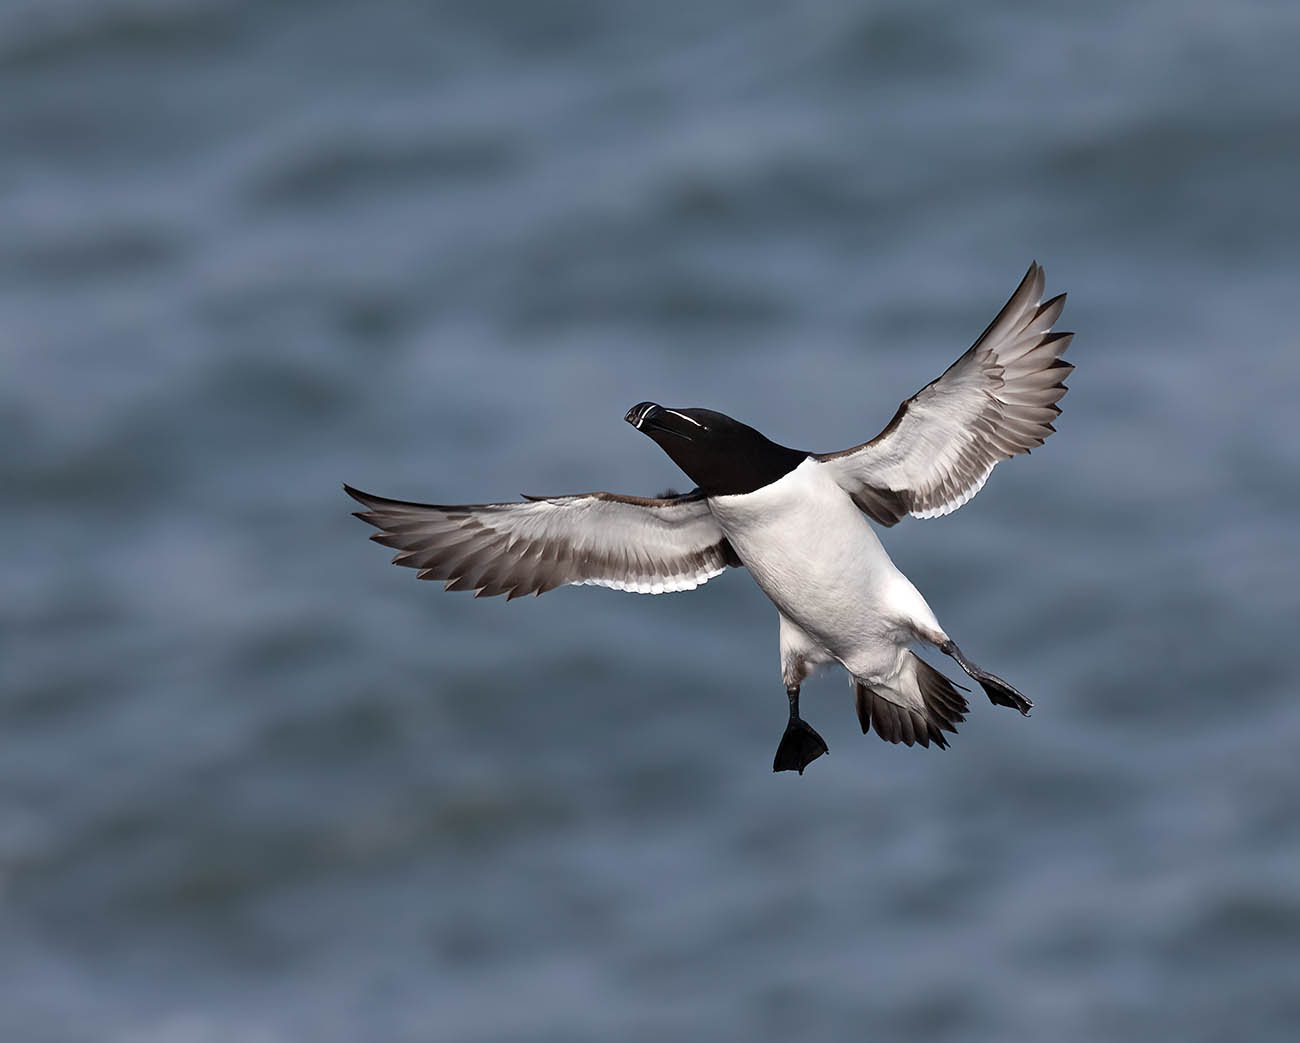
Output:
top-left (855, 654), bottom-right (968, 751)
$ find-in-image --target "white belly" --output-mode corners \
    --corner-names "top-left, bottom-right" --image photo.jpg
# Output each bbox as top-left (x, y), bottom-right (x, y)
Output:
top-left (708, 458), bottom-right (940, 679)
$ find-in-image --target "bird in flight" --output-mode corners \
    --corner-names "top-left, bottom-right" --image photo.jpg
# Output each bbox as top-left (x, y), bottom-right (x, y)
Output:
top-left (347, 263), bottom-right (1072, 774)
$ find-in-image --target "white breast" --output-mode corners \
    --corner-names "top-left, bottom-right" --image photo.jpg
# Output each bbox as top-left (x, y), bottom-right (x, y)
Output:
top-left (709, 458), bottom-right (940, 677)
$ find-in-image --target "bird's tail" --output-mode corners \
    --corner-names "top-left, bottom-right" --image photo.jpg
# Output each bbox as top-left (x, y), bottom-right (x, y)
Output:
top-left (855, 653), bottom-right (968, 749)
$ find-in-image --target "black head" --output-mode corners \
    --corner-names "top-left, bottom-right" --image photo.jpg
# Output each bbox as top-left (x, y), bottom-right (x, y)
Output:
top-left (624, 402), bottom-right (807, 496)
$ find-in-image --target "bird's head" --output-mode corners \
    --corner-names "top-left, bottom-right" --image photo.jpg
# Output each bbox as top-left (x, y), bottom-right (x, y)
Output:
top-left (624, 402), bottom-right (806, 496)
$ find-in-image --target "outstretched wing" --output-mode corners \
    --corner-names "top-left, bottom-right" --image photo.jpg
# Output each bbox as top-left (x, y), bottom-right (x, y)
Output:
top-left (345, 485), bottom-right (741, 599)
top-left (815, 262), bottom-right (1073, 526)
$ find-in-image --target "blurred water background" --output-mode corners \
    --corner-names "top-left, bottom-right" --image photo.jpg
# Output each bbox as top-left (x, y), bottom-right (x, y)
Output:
top-left (3, 1), bottom-right (1299, 1040)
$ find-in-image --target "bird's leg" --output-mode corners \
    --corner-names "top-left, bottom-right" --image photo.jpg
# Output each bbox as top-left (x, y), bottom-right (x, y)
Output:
top-left (772, 686), bottom-right (829, 774)
top-left (939, 641), bottom-right (1033, 715)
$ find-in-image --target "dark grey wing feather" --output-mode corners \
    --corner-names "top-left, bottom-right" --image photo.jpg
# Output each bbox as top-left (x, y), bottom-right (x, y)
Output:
top-left (816, 262), bottom-right (1073, 525)
top-left (345, 485), bottom-right (738, 599)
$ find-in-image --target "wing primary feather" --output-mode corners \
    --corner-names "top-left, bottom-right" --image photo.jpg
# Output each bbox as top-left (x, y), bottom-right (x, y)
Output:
top-left (813, 263), bottom-right (1072, 522)
top-left (346, 484), bottom-right (740, 599)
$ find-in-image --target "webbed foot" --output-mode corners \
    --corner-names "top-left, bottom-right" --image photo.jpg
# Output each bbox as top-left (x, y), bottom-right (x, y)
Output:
top-left (940, 641), bottom-right (1033, 715)
top-left (772, 687), bottom-right (829, 774)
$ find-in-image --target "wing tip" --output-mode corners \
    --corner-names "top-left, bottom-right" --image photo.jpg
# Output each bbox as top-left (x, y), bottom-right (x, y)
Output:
top-left (343, 482), bottom-right (373, 507)
top-left (1023, 260), bottom-right (1045, 296)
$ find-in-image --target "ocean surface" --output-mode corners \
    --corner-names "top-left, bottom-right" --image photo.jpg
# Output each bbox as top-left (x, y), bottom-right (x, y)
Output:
top-left (3, 1), bottom-right (1299, 1040)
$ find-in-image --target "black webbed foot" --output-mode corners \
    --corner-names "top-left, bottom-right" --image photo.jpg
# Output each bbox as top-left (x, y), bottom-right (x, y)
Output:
top-left (773, 717), bottom-right (829, 774)
top-left (973, 673), bottom-right (1033, 714)
top-left (773, 687), bottom-right (829, 774)
top-left (940, 641), bottom-right (1033, 715)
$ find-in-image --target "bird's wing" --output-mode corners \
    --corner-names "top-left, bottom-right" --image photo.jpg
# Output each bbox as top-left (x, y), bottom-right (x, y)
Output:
top-left (814, 262), bottom-right (1073, 526)
top-left (345, 484), bottom-right (740, 599)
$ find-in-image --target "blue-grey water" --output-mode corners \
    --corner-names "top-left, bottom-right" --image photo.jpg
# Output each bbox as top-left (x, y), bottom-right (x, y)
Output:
top-left (4, 1), bottom-right (1299, 1040)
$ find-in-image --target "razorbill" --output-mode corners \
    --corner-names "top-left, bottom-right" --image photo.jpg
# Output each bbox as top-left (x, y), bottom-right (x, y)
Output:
top-left (347, 262), bottom-right (1072, 774)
